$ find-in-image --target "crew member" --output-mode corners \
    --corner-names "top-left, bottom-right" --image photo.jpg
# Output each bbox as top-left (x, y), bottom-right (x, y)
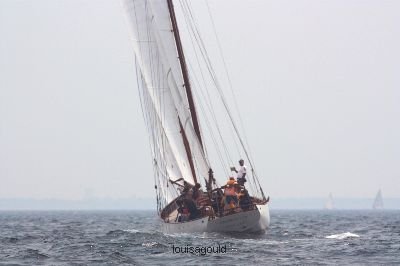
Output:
top-left (231, 159), bottom-right (247, 186)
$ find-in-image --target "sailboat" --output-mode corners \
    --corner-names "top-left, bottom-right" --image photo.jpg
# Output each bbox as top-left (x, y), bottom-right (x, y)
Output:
top-left (122, 0), bottom-right (270, 233)
top-left (324, 193), bottom-right (335, 210)
top-left (372, 189), bottom-right (384, 210)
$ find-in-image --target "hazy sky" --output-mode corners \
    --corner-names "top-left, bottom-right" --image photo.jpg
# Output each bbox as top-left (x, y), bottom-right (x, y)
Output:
top-left (1, 0), bottom-right (399, 201)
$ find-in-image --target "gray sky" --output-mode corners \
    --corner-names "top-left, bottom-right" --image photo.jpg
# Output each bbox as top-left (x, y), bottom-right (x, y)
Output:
top-left (1, 0), bottom-right (399, 201)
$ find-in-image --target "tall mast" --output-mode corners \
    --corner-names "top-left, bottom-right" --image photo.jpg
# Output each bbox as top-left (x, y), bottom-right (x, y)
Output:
top-left (166, 0), bottom-right (203, 149)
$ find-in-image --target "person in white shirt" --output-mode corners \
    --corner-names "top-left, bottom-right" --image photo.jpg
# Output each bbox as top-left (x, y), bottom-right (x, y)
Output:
top-left (230, 159), bottom-right (247, 186)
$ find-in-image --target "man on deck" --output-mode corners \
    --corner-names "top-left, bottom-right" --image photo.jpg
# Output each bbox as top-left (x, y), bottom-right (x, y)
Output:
top-left (231, 159), bottom-right (247, 186)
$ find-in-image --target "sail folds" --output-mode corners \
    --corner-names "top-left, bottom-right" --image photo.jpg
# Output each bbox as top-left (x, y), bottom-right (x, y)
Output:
top-left (123, 0), bottom-right (210, 193)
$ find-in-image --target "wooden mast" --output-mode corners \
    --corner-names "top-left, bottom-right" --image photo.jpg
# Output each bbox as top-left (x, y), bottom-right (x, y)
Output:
top-left (166, 0), bottom-right (203, 149)
top-left (167, 0), bottom-right (204, 184)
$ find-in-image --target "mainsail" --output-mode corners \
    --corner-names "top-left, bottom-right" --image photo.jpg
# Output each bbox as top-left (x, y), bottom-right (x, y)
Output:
top-left (123, 0), bottom-right (210, 209)
top-left (372, 189), bottom-right (384, 209)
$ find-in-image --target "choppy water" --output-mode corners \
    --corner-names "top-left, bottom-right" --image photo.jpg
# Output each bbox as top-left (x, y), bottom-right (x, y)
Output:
top-left (0, 210), bottom-right (399, 265)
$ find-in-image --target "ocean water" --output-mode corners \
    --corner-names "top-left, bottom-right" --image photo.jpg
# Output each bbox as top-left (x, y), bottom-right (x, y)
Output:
top-left (0, 210), bottom-right (399, 265)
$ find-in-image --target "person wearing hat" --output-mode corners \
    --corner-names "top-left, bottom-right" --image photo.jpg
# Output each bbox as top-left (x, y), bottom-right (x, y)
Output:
top-left (230, 159), bottom-right (247, 186)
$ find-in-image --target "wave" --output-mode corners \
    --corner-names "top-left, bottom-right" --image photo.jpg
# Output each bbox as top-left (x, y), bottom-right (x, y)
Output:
top-left (1, 237), bottom-right (19, 243)
top-left (325, 232), bottom-right (360, 240)
top-left (123, 229), bottom-right (140, 234)
top-left (142, 241), bottom-right (164, 247)
top-left (106, 229), bottom-right (127, 237)
top-left (105, 229), bottom-right (164, 240)
top-left (19, 248), bottom-right (50, 260)
top-left (109, 251), bottom-right (136, 264)
top-left (106, 229), bottom-right (141, 236)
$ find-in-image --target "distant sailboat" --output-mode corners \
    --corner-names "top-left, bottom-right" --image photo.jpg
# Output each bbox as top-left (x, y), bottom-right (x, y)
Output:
top-left (324, 193), bottom-right (335, 210)
top-left (372, 189), bottom-right (384, 209)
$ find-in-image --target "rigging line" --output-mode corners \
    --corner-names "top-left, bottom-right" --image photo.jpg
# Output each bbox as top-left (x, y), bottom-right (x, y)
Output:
top-left (204, 0), bottom-right (254, 160)
top-left (175, 0), bottom-right (234, 183)
top-left (174, 1), bottom-right (208, 157)
top-left (202, 47), bottom-right (263, 192)
top-left (132, 3), bottom-right (160, 200)
top-left (143, 2), bottom-right (159, 171)
top-left (167, 1), bottom-right (216, 186)
top-left (134, 62), bottom-right (149, 150)
top-left (144, 4), bottom-right (167, 200)
top-left (182, 0), bottom-right (242, 160)
top-left (147, 95), bottom-right (195, 188)
top-left (157, 56), bottom-right (170, 200)
top-left (248, 168), bottom-right (259, 198)
top-left (129, 2), bottom-right (161, 206)
top-left (144, 25), bottom-right (200, 187)
top-left (188, 62), bottom-right (230, 178)
top-left (143, 4), bottom-right (190, 195)
top-left (148, 4), bottom-right (168, 181)
top-left (145, 88), bottom-right (159, 183)
top-left (135, 62), bottom-right (155, 181)
top-left (142, 80), bottom-right (163, 204)
top-left (153, 38), bottom-right (168, 191)
top-left (167, 0), bottom-right (203, 150)
top-left (179, 0), bottom-right (236, 166)
top-left (141, 70), bottom-right (192, 200)
top-left (180, 1), bottom-right (243, 161)
top-left (186, 58), bottom-right (229, 167)
top-left (194, 91), bottom-right (230, 179)
top-left (178, 2), bottom-right (232, 169)
top-left (135, 2), bottom-right (173, 205)
top-left (180, 2), bottom-right (260, 186)
top-left (184, 42), bottom-right (234, 185)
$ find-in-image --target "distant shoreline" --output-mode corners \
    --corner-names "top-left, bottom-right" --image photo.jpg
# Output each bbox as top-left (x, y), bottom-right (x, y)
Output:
top-left (1, 197), bottom-right (399, 210)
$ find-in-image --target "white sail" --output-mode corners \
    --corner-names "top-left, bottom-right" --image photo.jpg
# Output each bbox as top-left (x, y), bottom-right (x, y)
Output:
top-left (372, 189), bottom-right (384, 209)
top-left (324, 193), bottom-right (335, 210)
top-left (123, 0), bottom-right (210, 195)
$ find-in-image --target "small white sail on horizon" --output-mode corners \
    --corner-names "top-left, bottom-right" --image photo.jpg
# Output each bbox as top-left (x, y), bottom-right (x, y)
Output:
top-left (372, 189), bottom-right (384, 210)
top-left (324, 193), bottom-right (335, 210)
